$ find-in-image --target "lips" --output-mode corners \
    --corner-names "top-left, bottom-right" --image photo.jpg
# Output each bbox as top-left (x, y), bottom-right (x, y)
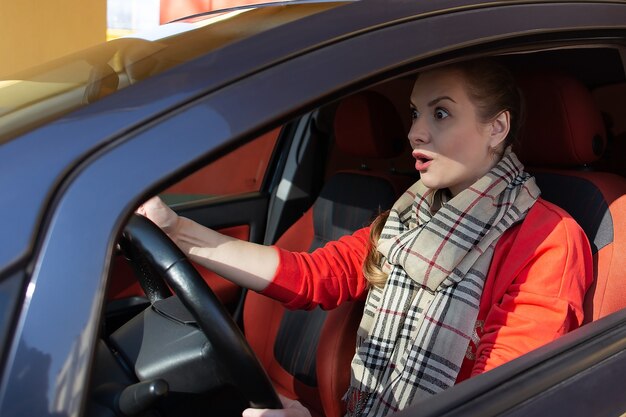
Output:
top-left (412, 151), bottom-right (433, 171)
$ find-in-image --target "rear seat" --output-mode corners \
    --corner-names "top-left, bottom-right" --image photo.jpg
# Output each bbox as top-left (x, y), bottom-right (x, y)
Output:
top-left (516, 71), bottom-right (626, 323)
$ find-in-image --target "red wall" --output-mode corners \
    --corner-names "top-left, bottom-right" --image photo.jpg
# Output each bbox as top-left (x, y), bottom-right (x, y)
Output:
top-left (160, 0), bottom-right (275, 23)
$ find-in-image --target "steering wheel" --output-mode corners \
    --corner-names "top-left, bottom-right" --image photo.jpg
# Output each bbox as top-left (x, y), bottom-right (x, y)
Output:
top-left (119, 213), bottom-right (282, 412)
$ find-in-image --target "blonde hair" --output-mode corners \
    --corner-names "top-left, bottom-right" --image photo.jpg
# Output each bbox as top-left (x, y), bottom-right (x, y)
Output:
top-left (362, 210), bottom-right (390, 288)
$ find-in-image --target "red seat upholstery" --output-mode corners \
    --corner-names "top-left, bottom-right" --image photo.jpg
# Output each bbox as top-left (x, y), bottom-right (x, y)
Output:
top-left (243, 91), bottom-right (409, 417)
top-left (517, 71), bottom-right (626, 323)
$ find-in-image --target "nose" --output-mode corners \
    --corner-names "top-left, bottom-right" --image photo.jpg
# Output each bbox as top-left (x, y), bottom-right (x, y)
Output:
top-left (407, 118), bottom-right (429, 148)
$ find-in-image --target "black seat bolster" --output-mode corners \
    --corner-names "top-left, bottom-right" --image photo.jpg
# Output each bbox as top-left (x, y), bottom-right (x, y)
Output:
top-left (274, 172), bottom-right (398, 385)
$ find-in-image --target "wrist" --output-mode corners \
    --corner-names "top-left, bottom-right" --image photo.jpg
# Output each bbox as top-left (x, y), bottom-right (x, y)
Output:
top-left (168, 215), bottom-right (188, 247)
top-left (172, 217), bottom-right (219, 259)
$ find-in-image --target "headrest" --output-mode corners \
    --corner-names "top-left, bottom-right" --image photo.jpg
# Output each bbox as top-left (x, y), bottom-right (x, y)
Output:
top-left (516, 72), bottom-right (606, 167)
top-left (333, 91), bottom-right (406, 159)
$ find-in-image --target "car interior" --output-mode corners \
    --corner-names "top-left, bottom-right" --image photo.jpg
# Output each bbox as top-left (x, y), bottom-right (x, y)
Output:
top-left (95, 44), bottom-right (626, 417)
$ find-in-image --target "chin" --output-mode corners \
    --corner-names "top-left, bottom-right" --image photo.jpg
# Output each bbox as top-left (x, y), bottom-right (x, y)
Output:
top-left (419, 174), bottom-right (447, 191)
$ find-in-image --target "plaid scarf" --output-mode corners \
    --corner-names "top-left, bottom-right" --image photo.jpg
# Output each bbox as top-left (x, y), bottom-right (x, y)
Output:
top-left (346, 150), bottom-right (540, 417)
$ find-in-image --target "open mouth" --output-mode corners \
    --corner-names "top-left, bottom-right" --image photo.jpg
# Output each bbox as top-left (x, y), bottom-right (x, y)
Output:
top-left (412, 152), bottom-right (433, 171)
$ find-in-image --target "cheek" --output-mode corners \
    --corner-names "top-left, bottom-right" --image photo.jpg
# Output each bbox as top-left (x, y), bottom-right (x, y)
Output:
top-left (437, 124), bottom-right (481, 152)
top-left (439, 126), bottom-right (491, 165)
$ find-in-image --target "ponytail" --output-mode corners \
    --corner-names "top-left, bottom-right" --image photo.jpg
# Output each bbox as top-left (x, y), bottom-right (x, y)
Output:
top-left (362, 210), bottom-right (390, 288)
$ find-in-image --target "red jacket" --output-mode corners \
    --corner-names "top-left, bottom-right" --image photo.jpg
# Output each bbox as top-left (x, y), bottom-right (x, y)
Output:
top-left (262, 198), bottom-right (593, 382)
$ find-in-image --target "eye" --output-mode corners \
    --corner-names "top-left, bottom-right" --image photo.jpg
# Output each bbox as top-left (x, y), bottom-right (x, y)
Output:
top-left (411, 108), bottom-right (419, 121)
top-left (434, 107), bottom-right (449, 120)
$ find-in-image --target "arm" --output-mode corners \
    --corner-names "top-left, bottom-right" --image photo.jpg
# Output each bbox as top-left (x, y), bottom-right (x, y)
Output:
top-left (137, 196), bottom-right (278, 292)
top-left (263, 228), bottom-right (371, 310)
top-left (138, 196), bottom-right (371, 305)
top-left (471, 213), bottom-right (593, 376)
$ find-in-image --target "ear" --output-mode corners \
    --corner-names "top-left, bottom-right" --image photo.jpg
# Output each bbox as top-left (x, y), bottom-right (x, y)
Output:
top-left (487, 110), bottom-right (510, 148)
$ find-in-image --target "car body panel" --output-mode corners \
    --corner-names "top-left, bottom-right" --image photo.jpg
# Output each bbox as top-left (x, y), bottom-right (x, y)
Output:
top-left (409, 309), bottom-right (626, 416)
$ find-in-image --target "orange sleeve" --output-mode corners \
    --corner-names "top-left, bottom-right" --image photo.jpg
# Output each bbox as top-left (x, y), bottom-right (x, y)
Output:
top-left (261, 227), bottom-right (371, 310)
top-left (471, 213), bottom-right (593, 377)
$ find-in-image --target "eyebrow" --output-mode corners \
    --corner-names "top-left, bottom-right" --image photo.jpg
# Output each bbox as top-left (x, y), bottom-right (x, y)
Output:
top-left (427, 95), bottom-right (456, 107)
top-left (410, 95), bottom-right (457, 109)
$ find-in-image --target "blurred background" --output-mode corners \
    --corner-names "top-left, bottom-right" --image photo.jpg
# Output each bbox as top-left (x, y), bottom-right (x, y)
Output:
top-left (1, 0), bottom-right (274, 77)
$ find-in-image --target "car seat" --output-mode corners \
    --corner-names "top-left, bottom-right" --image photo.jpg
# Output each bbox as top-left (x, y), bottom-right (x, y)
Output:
top-left (243, 91), bottom-right (411, 417)
top-left (516, 71), bottom-right (626, 323)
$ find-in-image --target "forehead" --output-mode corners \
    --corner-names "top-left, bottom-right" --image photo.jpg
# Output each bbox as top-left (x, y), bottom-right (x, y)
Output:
top-left (410, 68), bottom-right (470, 103)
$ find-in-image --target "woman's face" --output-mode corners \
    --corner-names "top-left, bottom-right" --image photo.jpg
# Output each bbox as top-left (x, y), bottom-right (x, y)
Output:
top-left (408, 68), bottom-right (508, 196)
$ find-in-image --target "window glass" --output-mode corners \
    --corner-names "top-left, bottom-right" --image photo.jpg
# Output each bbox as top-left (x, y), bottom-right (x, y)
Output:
top-left (0, 2), bottom-right (345, 145)
top-left (161, 127), bottom-right (280, 204)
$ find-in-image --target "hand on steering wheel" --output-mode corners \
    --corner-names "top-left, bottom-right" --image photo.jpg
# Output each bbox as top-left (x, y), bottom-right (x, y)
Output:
top-left (243, 395), bottom-right (311, 417)
top-left (136, 196), bottom-right (181, 238)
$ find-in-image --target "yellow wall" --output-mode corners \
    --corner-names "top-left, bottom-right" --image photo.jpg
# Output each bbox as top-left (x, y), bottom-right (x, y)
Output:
top-left (0, 0), bottom-right (106, 77)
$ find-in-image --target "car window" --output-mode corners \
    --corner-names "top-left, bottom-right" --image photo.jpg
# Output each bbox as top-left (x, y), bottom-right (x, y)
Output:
top-left (0, 2), bottom-right (346, 145)
top-left (161, 127), bottom-right (281, 204)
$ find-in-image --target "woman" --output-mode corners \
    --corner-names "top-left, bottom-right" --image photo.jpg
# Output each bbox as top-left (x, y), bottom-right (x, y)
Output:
top-left (138, 60), bottom-right (593, 417)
